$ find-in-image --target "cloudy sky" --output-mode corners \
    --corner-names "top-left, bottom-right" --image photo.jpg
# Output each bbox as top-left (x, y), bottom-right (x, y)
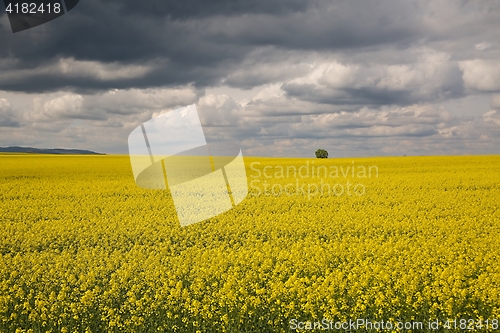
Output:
top-left (1, 0), bottom-right (500, 157)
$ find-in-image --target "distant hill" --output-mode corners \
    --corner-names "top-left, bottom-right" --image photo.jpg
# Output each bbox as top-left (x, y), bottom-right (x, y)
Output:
top-left (0, 146), bottom-right (104, 155)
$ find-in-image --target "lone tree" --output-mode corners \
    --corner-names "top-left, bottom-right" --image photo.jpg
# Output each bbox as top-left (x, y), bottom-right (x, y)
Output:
top-left (315, 149), bottom-right (328, 159)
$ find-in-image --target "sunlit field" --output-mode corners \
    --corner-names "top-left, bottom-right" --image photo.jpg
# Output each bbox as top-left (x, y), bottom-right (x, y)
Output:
top-left (0, 155), bottom-right (499, 332)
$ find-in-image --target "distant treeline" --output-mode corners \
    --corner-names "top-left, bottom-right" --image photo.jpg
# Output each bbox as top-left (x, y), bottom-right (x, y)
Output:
top-left (0, 146), bottom-right (104, 155)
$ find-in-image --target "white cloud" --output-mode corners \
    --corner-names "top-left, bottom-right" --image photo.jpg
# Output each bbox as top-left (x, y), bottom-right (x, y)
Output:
top-left (247, 84), bottom-right (284, 103)
top-left (483, 110), bottom-right (500, 126)
top-left (280, 48), bottom-right (462, 105)
top-left (0, 86), bottom-right (202, 152)
top-left (56, 58), bottom-right (154, 81)
top-left (373, 51), bottom-right (454, 93)
top-left (459, 59), bottom-right (500, 92)
top-left (475, 42), bottom-right (492, 51)
top-left (288, 61), bottom-right (358, 88)
top-left (86, 87), bottom-right (200, 116)
top-left (26, 94), bottom-right (85, 121)
top-left (223, 62), bottom-right (310, 88)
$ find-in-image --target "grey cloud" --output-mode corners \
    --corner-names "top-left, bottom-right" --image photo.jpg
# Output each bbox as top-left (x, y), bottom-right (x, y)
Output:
top-left (284, 106), bottom-right (450, 139)
top-left (0, 88), bottom-right (498, 156)
top-left (1, 0), bottom-right (500, 157)
top-left (491, 94), bottom-right (500, 110)
top-left (112, 0), bottom-right (312, 19)
top-left (189, 92), bottom-right (497, 156)
top-left (0, 0), bottom-right (496, 97)
top-left (0, 98), bottom-right (20, 127)
top-left (0, 0), bottom-right (430, 93)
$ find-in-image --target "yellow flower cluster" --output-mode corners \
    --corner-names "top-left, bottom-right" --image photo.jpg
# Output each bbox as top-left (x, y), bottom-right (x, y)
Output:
top-left (0, 154), bottom-right (499, 332)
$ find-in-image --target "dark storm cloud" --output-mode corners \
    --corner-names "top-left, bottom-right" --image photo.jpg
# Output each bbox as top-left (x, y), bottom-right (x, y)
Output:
top-left (282, 82), bottom-right (416, 106)
top-left (113, 0), bottom-right (313, 19)
top-left (0, 57), bottom-right (229, 93)
top-left (0, 0), bottom-right (429, 93)
top-left (282, 82), bottom-right (464, 107)
top-left (205, 1), bottom-right (423, 49)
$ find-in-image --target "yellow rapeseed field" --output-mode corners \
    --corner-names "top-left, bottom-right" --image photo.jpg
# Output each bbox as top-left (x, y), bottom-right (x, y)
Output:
top-left (0, 154), bottom-right (499, 332)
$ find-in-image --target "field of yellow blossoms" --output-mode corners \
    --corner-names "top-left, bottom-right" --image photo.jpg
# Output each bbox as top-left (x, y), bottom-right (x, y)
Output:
top-left (0, 154), bottom-right (499, 332)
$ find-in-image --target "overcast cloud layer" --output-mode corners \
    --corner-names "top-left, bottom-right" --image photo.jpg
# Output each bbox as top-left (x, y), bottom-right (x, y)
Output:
top-left (1, 0), bottom-right (500, 157)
